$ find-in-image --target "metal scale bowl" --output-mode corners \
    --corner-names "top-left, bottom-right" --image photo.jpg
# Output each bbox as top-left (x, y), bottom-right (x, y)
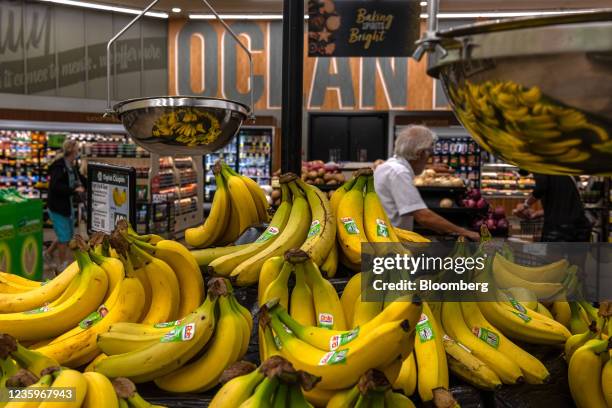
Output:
top-left (105, 0), bottom-right (253, 156)
top-left (417, 7), bottom-right (612, 175)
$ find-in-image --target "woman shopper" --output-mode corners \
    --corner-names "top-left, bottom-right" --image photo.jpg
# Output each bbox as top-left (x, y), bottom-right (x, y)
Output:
top-left (45, 140), bottom-right (85, 272)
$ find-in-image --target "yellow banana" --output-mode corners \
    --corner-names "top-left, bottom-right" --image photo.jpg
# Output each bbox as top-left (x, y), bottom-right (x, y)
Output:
top-left (209, 367), bottom-right (265, 408)
top-left (290, 263), bottom-right (316, 326)
top-left (121, 255), bottom-right (151, 321)
top-left (154, 295), bottom-right (244, 392)
top-left (330, 177), bottom-right (358, 217)
top-left (226, 164), bottom-right (270, 224)
top-left (88, 251), bottom-right (125, 301)
top-left (38, 369), bottom-right (87, 408)
top-left (568, 339), bottom-right (610, 408)
top-left (4, 373), bottom-right (54, 408)
top-left (393, 227), bottom-right (431, 243)
top-left (229, 295), bottom-right (251, 358)
top-left (364, 176), bottom-right (400, 243)
top-left (97, 331), bottom-right (162, 356)
top-left (352, 293), bottom-right (382, 328)
top-left (0, 271), bottom-right (40, 287)
top-left (185, 165), bottom-right (231, 248)
top-left (209, 183), bottom-right (292, 277)
top-left (82, 372), bottom-right (119, 408)
top-left (393, 352), bottom-right (417, 396)
top-left (0, 251), bottom-right (108, 341)
top-left (340, 272), bottom-right (361, 329)
top-left (258, 256), bottom-right (284, 306)
top-left (602, 354), bottom-right (612, 408)
top-left (303, 258), bottom-right (347, 330)
top-left (191, 244), bottom-right (250, 267)
top-left (222, 166), bottom-right (259, 236)
top-left (494, 254), bottom-right (568, 283)
top-left (336, 176), bottom-right (368, 265)
top-left (384, 389), bottom-right (417, 408)
top-left (320, 242), bottom-right (338, 278)
top-left (414, 303), bottom-right (446, 402)
top-left (261, 261), bottom-right (293, 309)
top-left (491, 257), bottom-right (569, 300)
top-left (565, 323), bottom-right (598, 362)
top-left (231, 179), bottom-right (311, 287)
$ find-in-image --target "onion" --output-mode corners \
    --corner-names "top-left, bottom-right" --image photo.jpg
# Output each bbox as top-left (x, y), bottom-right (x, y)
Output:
top-left (472, 219), bottom-right (484, 230)
top-left (486, 218), bottom-right (497, 231)
top-left (469, 189), bottom-right (482, 201)
top-left (493, 206), bottom-right (506, 220)
top-left (497, 218), bottom-right (509, 231)
top-left (439, 198), bottom-right (454, 208)
top-left (465, 199), bottom-right (476, 209)
top-left (476, 198), bottom-right (488, 209)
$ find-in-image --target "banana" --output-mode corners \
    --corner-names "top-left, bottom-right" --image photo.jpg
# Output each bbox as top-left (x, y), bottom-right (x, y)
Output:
top-left (336, 176), bottom-right (368, 265)
top-left (0, 357), bottom-right (19, 388)
top-left (478, 300), bottom-right (571, 345)
top-left (0, 271), bottom-right (40, 287)
top-left (491, 257), bottom-right (569, 300)
top-left (225, 165), bottom-right (270, 224)
top-left (602, 354), bottom-right (612, 408)
top-left (130, 245), bottom-right (180, 324)
top-left (569, 302), bottom-right (591, 335)
top-left (460, 302), bottom-right (549, 384)
top-left (303, 258), bottom-right (347, 330)
top-left (94, 294), bottom-right (217, 383)
top-left (35, 278), bottom-right (145, 367)
top-left (84, 353), bottom-right (107, 372)
top-left (296, 179), bottom-right (336, 266)
top-left (272, 383), bottom-right (289, 408)
top-left (231, 179), bottom-right (311, 286)
top-left (0, 251), bottom-right (108, 341)
top-left (414, 303), bottom-right (446, 402)
top-left (268, 315), bottom-right (413, 390)
top-left (107, 320), bottom-right (181, 337)
top-left (536, 302), bottom-right (554, 319)
top-left (153, 295), bottom-right (244, 392)
top-left (88, 251), bottom-right (125, 301)
top-left (261, 261), bottom-right (293, 309)
top-left (229, 295), bottom-right (251, 358)
top-left (393, 227), bottom-right (430, 243)
top-left (121, 255), bottom-right (151, 321)
top-left (97, 331), bottom-right (162, 356)
top-left (260, 321), bottom-right (281, 361)
top-left (320, 243), bottom-right (338, 278)
top-left (6, 341), bottom-right (58, 377)
top-left (290, 263), bottom-right (316, 326)
top-left (330, 177), bottom-right (357, 216)
top-left (222, 166), bottom-right (259, 236)
top-left (82, 372), bottom-right (119, 408)
top-left (568, 339), bottom-right (610, 408)
top-left (550, 301), bottom-right (572, 328)
top-left (393, 352), bottom-right (417, 396)
top-left (384, 389), bottom-right (416, 408)
top-left (441, 302), bottom-right (523, 384)
top-left (287, 383), bottom-right (312, 408)
top-left (303, 386), bottom-right (337, 407)
top-left (0, 261), bottom-right (79, 313)
top-left (270, 299), bottom-right (422, 353)
top-left (341, 272), bottom-right (361, 329)
top-left (191, 244), bottom-right (250, 267)
top-left (327, 386), bottom-right (360, 408)
top-left (494, 254), bottom-right (569, 283)
top-left (239, 377), bottom-right (278, 408)
top-left (4, 373), bottom-right (53, 408)
top-left (209, 367), bottom-right (265, 408)
top-left (363, 176), bottom-right (400, 244)
top-left (209, 183), bottom-right (292, 277)
top-left (565, 322), bottom-right (598, 362)
top-left (38, 368), bottom-right (87, 408)
top-left (132, 239), bottom-right (204, 319)
top-left (258, 257), bottom-right (284, 306)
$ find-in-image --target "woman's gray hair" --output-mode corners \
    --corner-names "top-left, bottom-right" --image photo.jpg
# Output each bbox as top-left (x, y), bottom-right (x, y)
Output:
top-left (394, 125), bottom-right (436, 160)
top-left (62, 139), bottom-right (79, 156)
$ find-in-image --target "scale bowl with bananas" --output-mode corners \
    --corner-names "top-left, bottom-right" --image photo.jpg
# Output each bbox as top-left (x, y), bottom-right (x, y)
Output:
top-left (104, 0), bottom-right (253, 156)
top-left (418, 8), bottom-right (612, 175)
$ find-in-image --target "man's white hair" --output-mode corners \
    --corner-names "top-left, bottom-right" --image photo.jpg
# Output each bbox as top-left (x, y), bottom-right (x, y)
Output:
top-left (394, 125), bottom-right (436, 160)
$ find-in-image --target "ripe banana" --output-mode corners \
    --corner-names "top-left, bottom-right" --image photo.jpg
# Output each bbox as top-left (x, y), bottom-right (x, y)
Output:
top-left (568, 339), bottom-right (610, 408)
top-left (296, 179), bottom-right (336, 266)
top-left (258, 256), bottom-right (284, 306)
top-left (320, 243), bottom-right (338, 278)
top-left (191, 244), bottom-right (250, 268)
top-left (393, 227), bottom-right (430, 243)
top-left (550, 301), bottom-right (571, 328)
top-left (0, 271), bottom-right (40, 288)
top-left (352, 293), bottom-right (383, 329)
top-left (229, 295), bottom-right (251, 358)
top-left (231, 179), bottom-right (311, 287)
top-left (441, 302), bottom-right (523, 384)
top-left (0, 261), bottom-right (79, 313)
top-left (330, 177), bottom-right (357, 216)
top-left (4, 372), bottom-right (54, 408)
top-left (327, 385), bottom-right (359, 408)
top-left (336, 176), bottom-right (368, 265)
top-left (82, 372), bottom-right (119, 408)
top-left (0, 251), bottom-right (108, 341)
top-left (209, 183), bottom-right (292, 277)
top-left (154, 295), bottom-right (245, 392)
top-left (340, 272), bottom-right (361, 329)
top-left (261, 261), bottom-right (293, 309)
top-left (88, 251), bottom-right (125, 301)
top-left (303, 258), bottom-right (347, 330)
top-left (569, 301), bottom-right (591, 335)
top-left (414, 303), bottom-right (447, 402)
top-left (494, 254), bottom-right (569, 283)
top-left (130, 245), bottom-right (180, 324)
top-left (35, 277), bottom-right (145, 367)
top-left (565, 323), bottom-right (598, 362)
top-left (364, 176), bottom-right (400, 244)
top-left (209, 367), bottom-right (265, 408)
top-left (222, 166), bottom-right (259, 236)
top-left (94, 294), bottom-right (217, 383)
top-left (97, 331), bottom-right (162, 356)
top-left (185, 165), bottom-right (230, 248)
top-left (133, 239), bottom-right (204, 319)
top-left (290, 263), bottom-right (316, 326)
top-left (226, 165), bottom-right (270, 223)
top-left (393, 352), bottom-right (417, 396)
top-left (38, 369), bottom-right (87, 408)
top-left (384, 389), bottom-right (417, 408)
top-left (602, 354), bottom-right (612, 408)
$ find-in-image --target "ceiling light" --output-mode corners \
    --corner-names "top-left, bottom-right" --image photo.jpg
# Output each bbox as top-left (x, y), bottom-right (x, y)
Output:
top-left (171, 7), bottom-right (181, 13)
top-left (189, 14), bottom-right (284, 20)
top-left (420, 1), bottom-right (427, 6)
top-left (420, 9), bottom-right (598, 19)
top-left (39, 0), bottom-right (168, 18)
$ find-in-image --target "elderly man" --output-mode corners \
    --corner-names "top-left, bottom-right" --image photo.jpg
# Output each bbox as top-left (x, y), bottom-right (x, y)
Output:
top-left (374, 125), bottom-right (479, 240)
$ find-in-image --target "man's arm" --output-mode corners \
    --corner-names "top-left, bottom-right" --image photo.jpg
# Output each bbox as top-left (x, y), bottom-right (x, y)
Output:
top-left (411, 208), bottom-right (480, 240)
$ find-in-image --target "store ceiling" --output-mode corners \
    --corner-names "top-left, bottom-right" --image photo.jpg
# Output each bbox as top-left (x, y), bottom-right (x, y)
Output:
top-left (66, 0), bottom-right (612, 16)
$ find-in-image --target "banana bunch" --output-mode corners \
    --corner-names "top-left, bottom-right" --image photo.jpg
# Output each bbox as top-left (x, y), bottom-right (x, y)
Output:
top-left (185, 161), bottom-right (270, 249)
top-left (331, 170), bottom-right (429, 271)
top-left (94, 277), bottom-right (250, 393)
top-left (210, 356), bottom-right (320, 408)
top-left (152, 108), bottom-right (222, 147)
top-left (568, 334), bottom-right (611, 408)
top-left (0, 334), bottom-right (163, 408)
top-left (258, 292), bottom-right (421, 404)
top-left (327, 369), bottom-right (432, 408)
top-left (200, 172), bottom-right (338, 286)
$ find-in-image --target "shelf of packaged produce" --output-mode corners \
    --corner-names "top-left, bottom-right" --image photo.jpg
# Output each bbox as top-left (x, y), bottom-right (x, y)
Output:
top-left (481, 163), bottom-right (519, 168)
top-left (482, 193), bottom-right (530, 198)
top-left (417, 186), bottom-right (467, 194)
top-left (430, 207), bottom-right (485, 214)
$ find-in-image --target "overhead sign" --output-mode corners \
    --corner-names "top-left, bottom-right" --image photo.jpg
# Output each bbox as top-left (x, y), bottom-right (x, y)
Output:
top-left (307, 0), bottom-right (420, 57)
top-left (87, 163), bottom-right (136, 234)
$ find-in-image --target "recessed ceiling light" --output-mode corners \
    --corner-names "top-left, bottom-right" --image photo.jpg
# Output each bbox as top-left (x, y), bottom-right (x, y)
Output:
top-left (39, 0), bottom-right (167, 18)
top-left (420, 1), bottom-right (427, 6)
top-left (171, 7), bottom-right (181, 13)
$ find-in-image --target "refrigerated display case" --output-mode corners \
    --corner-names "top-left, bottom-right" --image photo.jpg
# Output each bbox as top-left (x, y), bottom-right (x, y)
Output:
top-left (205, 126), bottom-right (274, 201)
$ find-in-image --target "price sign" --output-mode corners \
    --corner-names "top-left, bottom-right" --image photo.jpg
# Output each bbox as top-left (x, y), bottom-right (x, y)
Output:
top-left (87, 163), bottom-right (136, 234)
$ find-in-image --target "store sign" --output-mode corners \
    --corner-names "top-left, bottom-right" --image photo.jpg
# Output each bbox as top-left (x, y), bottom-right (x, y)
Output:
top-left (170, 19), bottom-right (434, 111)
top-left (307, 0), bottom-right (420, 57)
top-left (87, 163), bottom-right (136, 234)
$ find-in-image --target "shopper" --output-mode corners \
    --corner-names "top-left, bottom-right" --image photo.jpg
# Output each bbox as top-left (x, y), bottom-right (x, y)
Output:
top-left (374, 125), bottom-right (479, 241)
top-left (513, 173), bottom-right (591, 242)
top-left (46, 140), bottom-right (85, 272)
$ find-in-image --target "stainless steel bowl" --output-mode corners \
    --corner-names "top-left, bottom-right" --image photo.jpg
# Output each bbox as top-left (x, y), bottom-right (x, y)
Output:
top-left (113, 96), bottom-right (249, 156)
top-left (429, 10), bottom-right (612, 175)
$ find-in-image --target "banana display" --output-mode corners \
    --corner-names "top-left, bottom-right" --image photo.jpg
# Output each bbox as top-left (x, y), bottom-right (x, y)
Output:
top-left (0, 334), bottom-right (163, 408)
top-left (185, 161), bottom-right (270, 248)
top-left (331, 169), bottom-right (430, 271)
top-left (194, 171), bottom-right (339, 286)
top-left (210, 356), bottom-right (320, 408)
top-left (151, 107), bottom-right (222, 147)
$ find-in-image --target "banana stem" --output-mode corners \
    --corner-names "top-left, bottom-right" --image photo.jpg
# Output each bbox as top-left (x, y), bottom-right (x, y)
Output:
top-left (129, 237), bottom-right (157, 254)
top-left (127, 392), bottom-right (153, 408)
top-left (129, 244), bottom-right (153, 266)
top-left (350, 176), bottom-right (367, 193)
top-left (73, 250), bottom-right (92, 272)
top-left (287, 181), bottom-right (304, 198)
top-left (280, 183), bottom-right (292, 204)
top-left (342, 176), bottom-right (358, 192)
top-left (365, 176), bottom-right (375, 194)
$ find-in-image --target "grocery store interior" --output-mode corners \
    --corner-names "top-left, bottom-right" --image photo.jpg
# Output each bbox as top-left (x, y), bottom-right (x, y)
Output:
top-left (0, 0), bottom-right (611, 406)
